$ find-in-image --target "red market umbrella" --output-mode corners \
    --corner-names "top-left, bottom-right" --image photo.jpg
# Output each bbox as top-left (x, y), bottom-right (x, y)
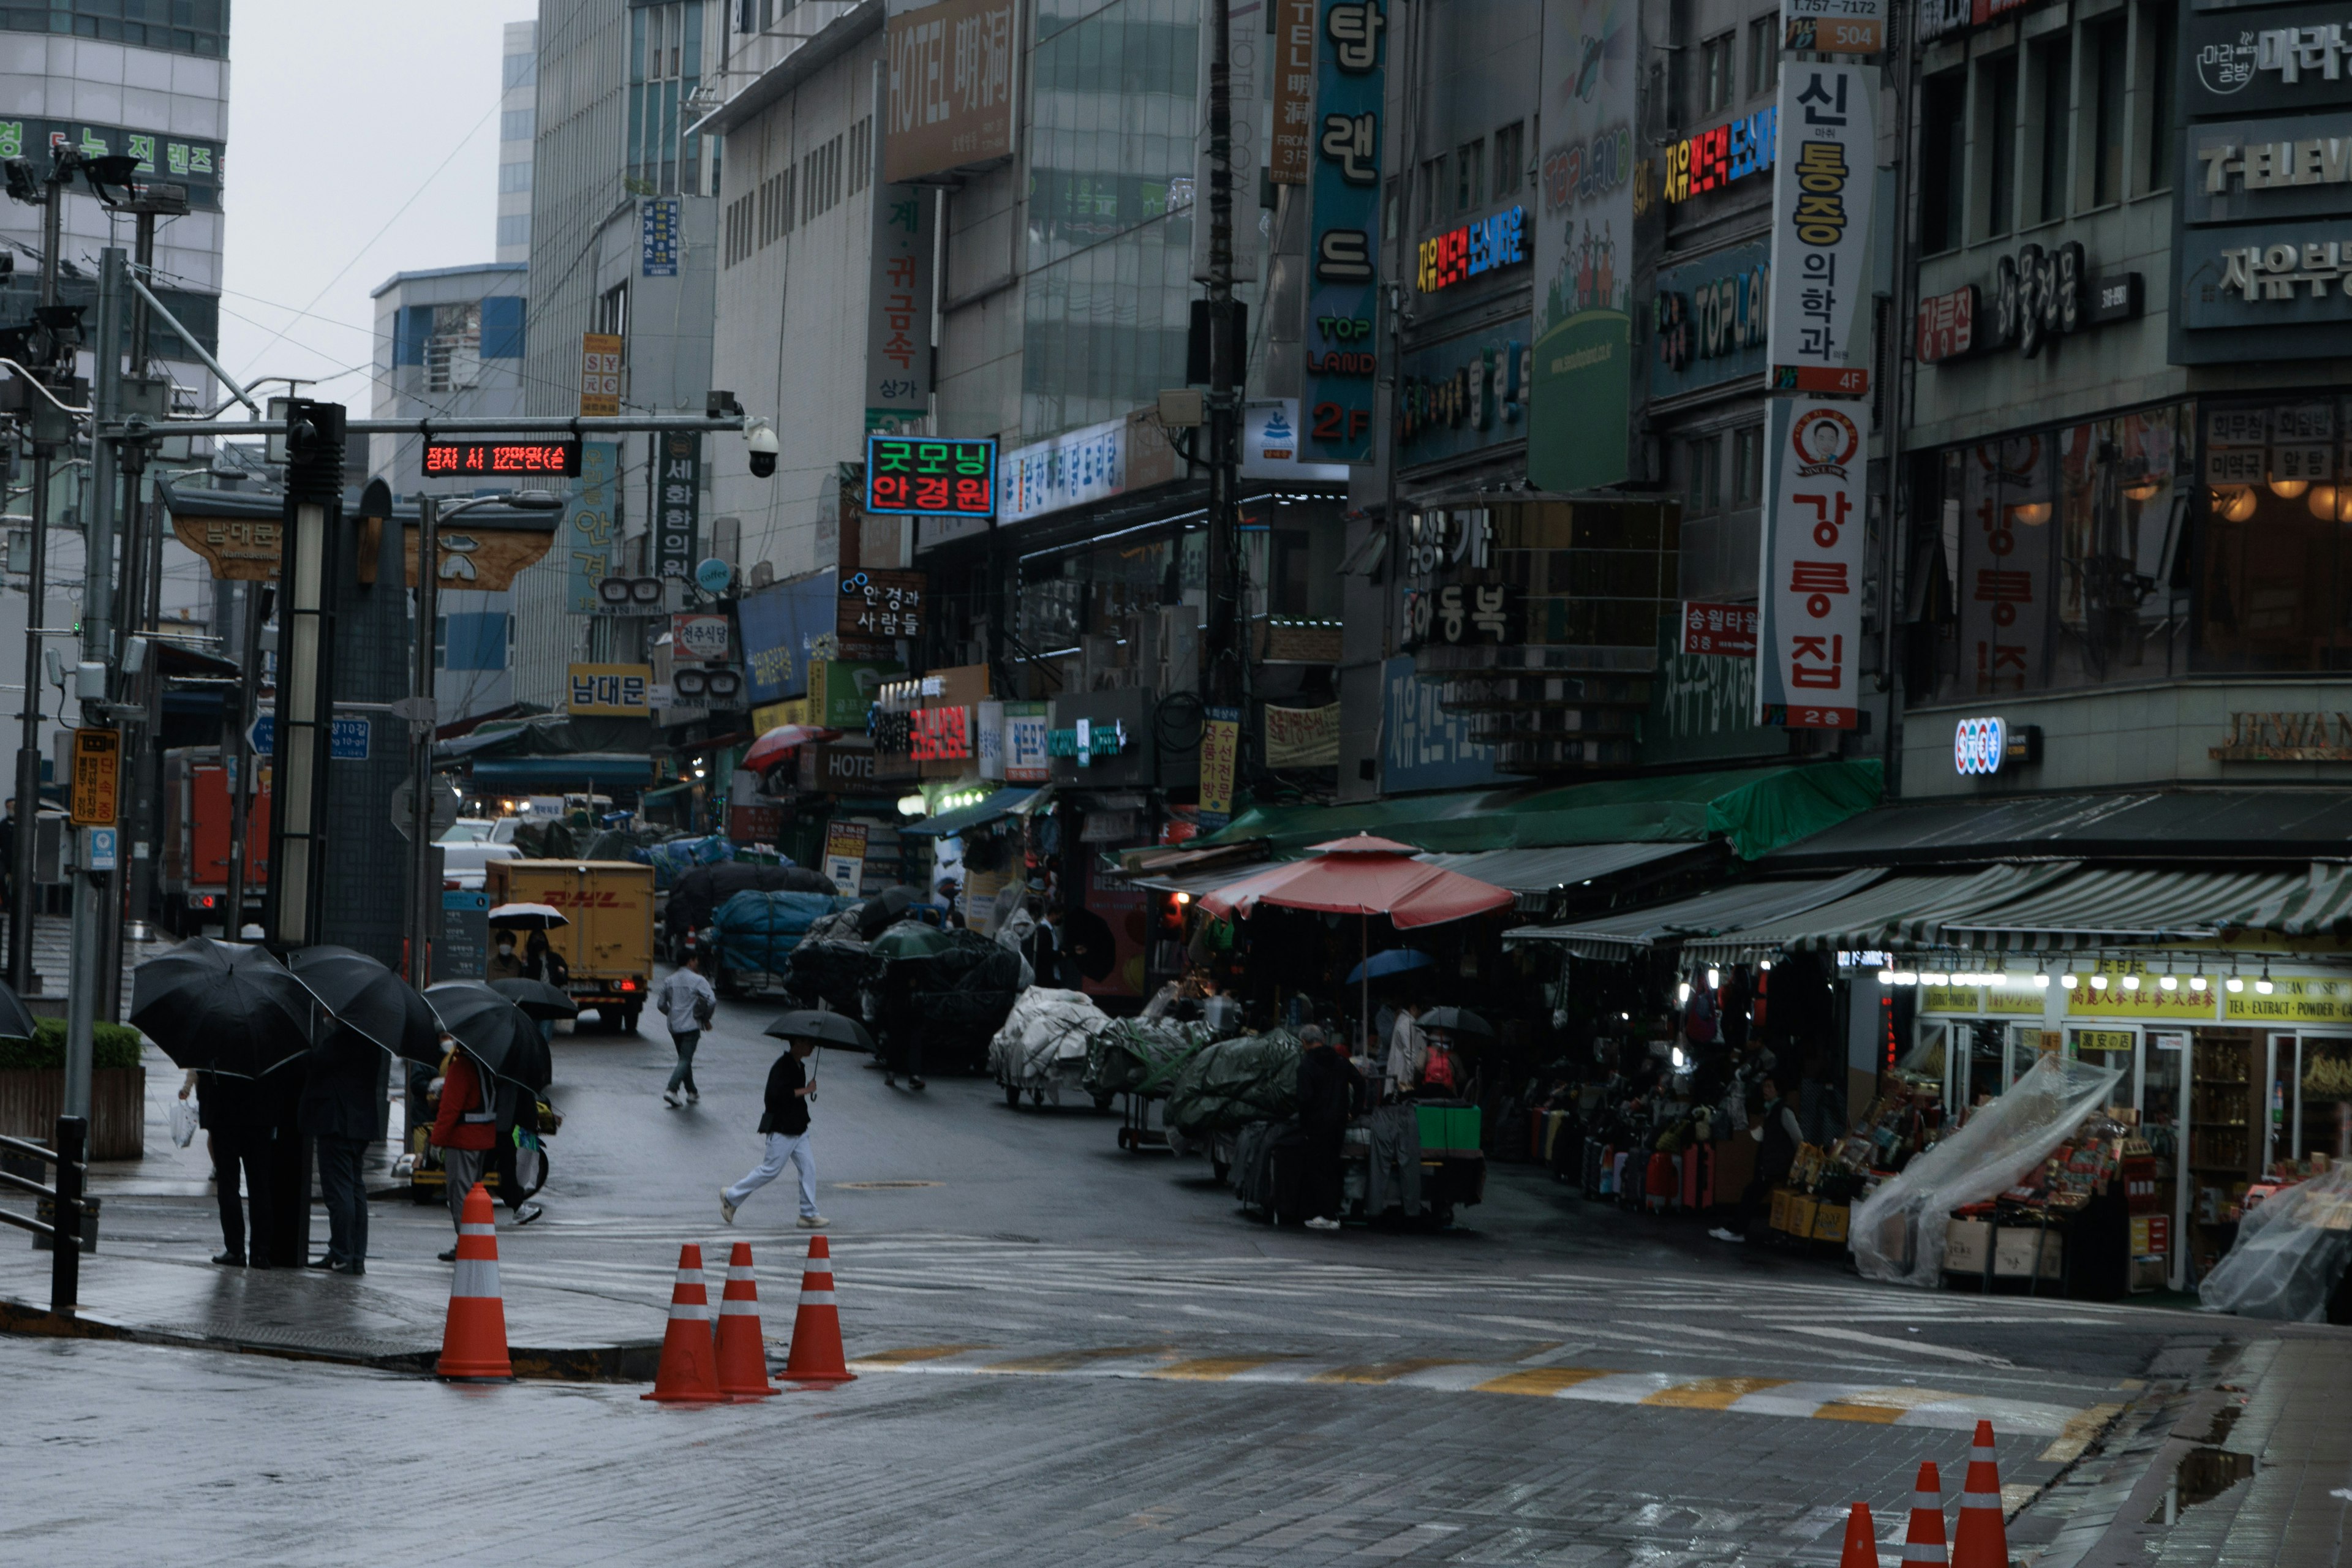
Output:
top-left (742, 723), bottom-right (842, 773)
top-left (1197, 835), bottom-right (1513, 930)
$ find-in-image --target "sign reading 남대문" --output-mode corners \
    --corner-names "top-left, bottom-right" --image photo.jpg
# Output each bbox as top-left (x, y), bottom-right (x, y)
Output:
top-left (1754, 400), bottom-right (1864, 730)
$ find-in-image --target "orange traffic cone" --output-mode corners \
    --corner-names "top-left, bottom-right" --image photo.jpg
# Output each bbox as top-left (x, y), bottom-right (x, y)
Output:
top-left (780, 1234), bottom-right (855, 1383)
top-left (1836, 1502), bottom-right (1880, 1568)
top-left (641, 1243), bottom-right (723, 1403)
top-left (435, 1182), bottom-right (513, 1381)
top-left (1951, 1421), bottom-right (2010, 1568)
top-left (1903, 1461), bottom-right (1948, 1567)
top-left (714, 1242), bottom-right (780, 1400)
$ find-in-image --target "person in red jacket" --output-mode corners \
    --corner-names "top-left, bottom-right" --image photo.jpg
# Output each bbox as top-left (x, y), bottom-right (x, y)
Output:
top-left (431, 1042), bottom-right (497, 1262)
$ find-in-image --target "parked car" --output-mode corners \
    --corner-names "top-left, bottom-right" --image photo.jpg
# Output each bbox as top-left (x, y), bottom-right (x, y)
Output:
top-left (438, 818), bottom-right (521, 890)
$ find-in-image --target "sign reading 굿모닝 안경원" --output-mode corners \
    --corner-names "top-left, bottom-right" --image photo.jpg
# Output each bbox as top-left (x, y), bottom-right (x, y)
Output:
top-left (1302, 0), bottom-right (1386, 464)
top-left (864, 435), bottom-right (997, 518)
top-left (1766, 61), bottom-right (1876, 396)
top-left (423, 438), bottom-right (582, 478)
top-left (1754, 399), bottom-right (1864, 730)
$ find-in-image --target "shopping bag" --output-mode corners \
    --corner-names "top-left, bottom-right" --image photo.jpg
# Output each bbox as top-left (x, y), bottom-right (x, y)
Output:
top-left (168, 1095), bottom-right (198, 1149)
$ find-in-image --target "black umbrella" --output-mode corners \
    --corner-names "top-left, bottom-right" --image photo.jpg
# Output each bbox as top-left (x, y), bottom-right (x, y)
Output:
top-left (764, 1009), bottom-right (875, 1053)
top-left (130, 937), bottom-right (318, 1077)
top-left (286, 945), bottom-right (442, 1066)
top-left (425, 981), bottom-right (552, 1090)
top-left (1419, 1006), bottom-right (1494, 1039)
top-left (0, 978), bottom-right (36, 1042)
top-left (489, 976), bottom-right (579, 1020)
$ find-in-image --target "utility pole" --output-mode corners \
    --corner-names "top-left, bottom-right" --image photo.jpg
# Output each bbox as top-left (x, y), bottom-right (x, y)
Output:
top-left (9, 155), bottom-right (65, 995)
top-left (1204, 0), bottom-right (1245, 725)
top-left (222, 581), bottom-right (267, 936)
top-left (62, 245), bottom-right (126, 1123)
top-left (262, 398), bottom-right (345, 951)
top-left (116, 194), bottom-right (176, 990)
top-left (407, 494), bottom-right (440, 984)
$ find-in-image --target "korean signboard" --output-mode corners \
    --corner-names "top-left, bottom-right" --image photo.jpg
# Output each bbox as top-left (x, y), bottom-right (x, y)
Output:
top-left (1652, 239), bottom-right (1771, 399)
top-left (579, 333), bottom-right (622, 418)
top-left (1198, 706), bottom-right (1240, 823)
top-left (1915, 284), bottom-right (1977, 364)
top-left (823, 821), bottom-right (870, 894)
top-left (1679, 601), bottom-right (1758, 657)
top-left (2185, 5), bottom-right (2352, 119)
top-left (1005, 702), bottom-right (1051, 783)
top-left (69, 728), bottom-right (119, 826)
top-left (0, 118), bottom-right (222, 208)
top-left (1264, 702), bottom-right (1341, 769)
top-left (640, 197), bottom-right (680, 277)
top-left (1269, 0), bottom-right (1317, 184)
top-left (2185, 115), bottom-right (2352, 226)
top-left (672, 612), bottom-right (732, 662)
top-left (884, 0), bottom-right (1017, 183)
top-left (737, 572), bottom-right (840, 703)
top-left (1193, 0), bottom-right (1265, 284)
top-left (567, 663), bottom-right (653, 716)
top-left (1754, 400), bottom-right (1864, 729)
top-left (564, 442), bottom-right (621, 614)
top-left (1396, 336), bottom-right (1529, 465)
top-left (1781, 0), bottom-right (1884, 55)
top-left (1416, 206), bottom-right (1527, 294)
top-left (1766, 62), bottom-right (1876, 396)
top-left (865, 434), bottom-right (997, 518)
top-left (1528, 0), bottom-right (1637, 490)
top-left (1242, 398), bottom-right (1351, 479)
top-left (651, 433), bottom-right (701, 581)
top-left (866, 184), bottom-right (936, 431)
top-left (1379, 655), bottom-right (1504, 793)
top-left (910, 706), bottom-right (974, 763)
top-left (1662, 107), bottom-right (1777, 205)
top-left (424, 439), bottom-right (580, 478)
top-left (837, 569), bottom-right (925, 647)
top-left (1403, 584), bottom-right (1520, 649)
top-left (1302, 0), bottom-right (1387, 464)
top-left (800, 743), bottom-right (880, 793)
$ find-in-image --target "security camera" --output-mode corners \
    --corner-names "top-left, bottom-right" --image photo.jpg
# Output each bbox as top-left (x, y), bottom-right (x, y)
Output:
top-left (747, 420), bottom-right (778, 479)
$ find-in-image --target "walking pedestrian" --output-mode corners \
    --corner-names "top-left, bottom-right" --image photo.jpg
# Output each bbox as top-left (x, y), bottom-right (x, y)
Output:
top-left (299, 1029), bottom-right (379, 1275)
top-left (200, 1068), bottom-right (279, 1267)
top-left (486, 929), bottom-right (526, 982)
top-left (430, 1040), bottom-right (497, 1262)
top-left (655, 951), bottom-right (717, 1107)
top-left (523, 929), bottom-right (570, 990)
top-left (718, 1034), bottom-right (828, 1228)
top-left (488, 1076), bottom-right (546, 1226)
top-left (1295, 1025), bottom-right (1361, 1232)
top-left (1711, 1069), bottom-right (1804, 1244)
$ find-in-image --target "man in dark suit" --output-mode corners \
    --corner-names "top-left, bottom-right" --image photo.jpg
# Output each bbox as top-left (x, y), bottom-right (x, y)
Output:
top-left (201, 1069), bottom-right (279, 1267)
top-left (299, 1033), bottom-right (378, 1275)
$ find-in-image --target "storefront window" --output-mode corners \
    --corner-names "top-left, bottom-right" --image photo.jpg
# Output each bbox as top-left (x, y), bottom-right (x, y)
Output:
top-left (2194, 398), bottom-right (2352, 673)
top-left (2052, 407), bottom-right (2190, 687)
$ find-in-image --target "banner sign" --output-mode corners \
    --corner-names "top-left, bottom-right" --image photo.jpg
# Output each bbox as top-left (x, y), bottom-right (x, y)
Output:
top-left (1766, 61), bottom-right (1876, 396)
top-left (641, 196), bottom-right (680, 277)
top-left (564, 441), bottom-right (620, 614)
top-left (1379, 655), bottom-right (1504, 793)
top-left (866, 184), bottom-right (936, 431)
top-left (1264, 701), bottom-right (1341, 768)
top-left (1269, 0), bottom-right (1317, 184)
top-left (651, 432), bottom-right (701, 581)
top-left (823, 821), bottom-right (870, 894)
top-left (1528, 0), bottom-right (1637, 489)
top-left (1755, 399), bottom-right (1864, 729)
top-left (1198, 705), bottom-right (1240, 823)
top-left (1301, 0), bottom-right (1387, 464)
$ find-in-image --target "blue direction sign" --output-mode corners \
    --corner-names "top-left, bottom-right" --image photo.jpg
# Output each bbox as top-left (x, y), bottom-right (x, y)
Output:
top-left (246, 714), bottom-right (372, 761)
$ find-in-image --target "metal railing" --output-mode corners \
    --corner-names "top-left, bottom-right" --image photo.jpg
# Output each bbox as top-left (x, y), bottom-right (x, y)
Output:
top-left (0, 1115), bottom-right (86, 1317)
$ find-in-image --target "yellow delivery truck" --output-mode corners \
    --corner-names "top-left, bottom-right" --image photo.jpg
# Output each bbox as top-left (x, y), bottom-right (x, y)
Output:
top-left (486, 859), bottom-right (656, 1032)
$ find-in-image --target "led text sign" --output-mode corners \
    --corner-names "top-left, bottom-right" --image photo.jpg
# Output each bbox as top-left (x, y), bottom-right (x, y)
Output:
top-left (1663, 106), bottom-right (1777, 204)
top-left (864, 434), bottom-right (998, 519)
top-left (423, 439), bottom-right (582, 478)
top-left (1415, 206), bottom-right (1527, 293)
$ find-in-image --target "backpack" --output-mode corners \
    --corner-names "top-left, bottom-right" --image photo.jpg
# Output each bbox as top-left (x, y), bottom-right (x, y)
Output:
top-left (1422, 1043), bottom-right (1458, 1091)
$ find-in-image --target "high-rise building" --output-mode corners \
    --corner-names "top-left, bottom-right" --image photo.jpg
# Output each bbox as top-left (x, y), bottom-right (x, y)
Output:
top-left (497, 19), bottom-right (537, 263)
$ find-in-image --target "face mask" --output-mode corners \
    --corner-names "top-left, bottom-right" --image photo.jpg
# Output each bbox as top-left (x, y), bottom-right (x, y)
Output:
top-left (498, 943), bottom-right (514, 956)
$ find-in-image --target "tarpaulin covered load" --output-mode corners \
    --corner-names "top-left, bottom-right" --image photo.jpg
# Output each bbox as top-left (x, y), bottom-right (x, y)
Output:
top-left (912, 934), bottom-right (1027, 1033)
top-left (1165, 1028), bottom-right (1303, 1139)
top-left (668, 862), bottom-right (834, 938)
top-left (989, 987), bottom-right (1112, 1093)
top-left (711, 891), bottom-right (854, 979)
top-left (784, 938), bottom-right (877, 1012)
top-left (2199, 1163), bottom-right (2352, 1321)
top-left (1084, 1018), bottom-right (1218, 1099)
top-left (1850, 1054), bottom-right (2125, 1288)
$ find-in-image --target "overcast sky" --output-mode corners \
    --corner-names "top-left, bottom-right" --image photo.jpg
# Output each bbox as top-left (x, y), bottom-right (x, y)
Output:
top-left (216, 0), bottom-right (538, 402)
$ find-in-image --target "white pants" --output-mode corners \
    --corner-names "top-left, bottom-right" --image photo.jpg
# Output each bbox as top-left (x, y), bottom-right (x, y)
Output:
top-left (724, 1131), bottom-right (818, 1217)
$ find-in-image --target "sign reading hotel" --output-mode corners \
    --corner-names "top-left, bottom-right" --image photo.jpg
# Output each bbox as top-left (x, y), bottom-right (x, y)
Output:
top-left (883, 0), bottom-right (1017, 183)
top-left (1755, 400), bottom-right (1863, 729)
top-left (1765, 61), bottom-right (1875, 396)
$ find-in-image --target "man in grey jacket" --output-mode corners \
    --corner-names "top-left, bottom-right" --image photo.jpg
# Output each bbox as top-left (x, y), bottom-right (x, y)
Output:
top-left (654, 952), bottom-right (717, 1107)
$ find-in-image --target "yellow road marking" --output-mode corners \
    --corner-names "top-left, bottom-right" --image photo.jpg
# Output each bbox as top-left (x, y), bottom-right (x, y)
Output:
top-left (1643, 1376), bottom-right (1792, 1410)
top-left (2039, 1401), bottom-right (2125, 1463)
top-left (1474, 1366), bottom-right (1617, 1397)
top-left (1145, 1355), bottom-right (1295, 1382)
top-left (851, 1344), bottom-right (992, 1365)
top-left (1308, 1358), bottom-right (1470, 1385)
top-left (983, 1346), bottom-right (1169, 1373)
top-left (1814, 1401), bottom-right (1906, 1424)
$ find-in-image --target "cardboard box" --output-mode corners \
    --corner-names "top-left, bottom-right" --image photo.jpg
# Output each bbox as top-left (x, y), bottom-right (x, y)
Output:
top-left (1945, 1217), bottom-right (1991, 1274)
top-left (1811, 1203), bottom-right (1850, 1244)
top-left (1770, 1188), bottom-right (1793, 1233)
top-left (1992, 1226), bottom-right (2063, 1280)
top-left (1780, 1193), bottom-right (1818, 1238)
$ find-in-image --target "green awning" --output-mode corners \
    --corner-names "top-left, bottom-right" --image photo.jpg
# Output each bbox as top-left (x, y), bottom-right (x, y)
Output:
top-left (1196, 760), bottom-right (1881, 862)
top-left (1680, 863), bottom-right (2078, 963)
top-left (1939, 867), bottom-right (2310, 952)
top-left (1504, 869), bottom-right (1887, 960)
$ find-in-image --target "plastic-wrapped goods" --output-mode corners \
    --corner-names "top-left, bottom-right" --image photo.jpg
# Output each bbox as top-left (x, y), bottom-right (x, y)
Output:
top-left (1084, 1018), bottom-right (1218, 1099)
top-left (711, 891), bottom-right (855, 979)
top-left (988, 987), bottom-right (1112, 1093)
top-left (1164, 1029), bottom-right (1304, 1140)
top-left (2199, 1162), bottom-right (2352, 1321)
top-left (1850, 1054), bottom-right (2124, 1288)
top-left (785, 938), bottom-right (879, 1013)
top-left (910, 933), bottom-right (1027, 1034)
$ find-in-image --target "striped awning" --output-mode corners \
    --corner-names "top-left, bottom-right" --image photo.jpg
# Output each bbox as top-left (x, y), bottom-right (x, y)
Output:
top-left (1939, 867), bottom-right (2312, 951)
top-left (1681, 863), bottom-right (2078, 962)
top-left (2233, 865), bottom-right (2352, 937)
top-left (1502, 869), bottom-right (1887, 961)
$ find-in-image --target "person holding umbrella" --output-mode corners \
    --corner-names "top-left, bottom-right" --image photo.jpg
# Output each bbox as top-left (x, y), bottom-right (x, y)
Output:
top-left (429, 1036), bottom-right (498, 1259)
top-left (719, 1011), bottom-right (868, 1227)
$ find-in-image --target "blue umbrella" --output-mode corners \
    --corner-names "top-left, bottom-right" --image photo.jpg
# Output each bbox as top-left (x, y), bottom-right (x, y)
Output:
top-left (1346, 947), bottom-right (1434, 984)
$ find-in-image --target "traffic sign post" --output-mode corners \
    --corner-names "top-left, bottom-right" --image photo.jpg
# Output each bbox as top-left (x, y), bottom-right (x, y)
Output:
top-left (68, 728), bottom-right (119, 826)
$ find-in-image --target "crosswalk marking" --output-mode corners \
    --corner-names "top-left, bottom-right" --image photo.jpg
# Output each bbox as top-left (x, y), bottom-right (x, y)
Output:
top-left (848, 1344), bottom-right (2095, 1436)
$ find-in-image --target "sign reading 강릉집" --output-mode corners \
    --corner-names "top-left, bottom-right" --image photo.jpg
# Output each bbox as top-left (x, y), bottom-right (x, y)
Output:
top-left (1755, 400), bottom-right (1864, 729)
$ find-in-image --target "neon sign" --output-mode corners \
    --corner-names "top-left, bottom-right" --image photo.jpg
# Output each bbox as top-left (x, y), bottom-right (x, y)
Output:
top-left (1662, 106), bottom-right (1777, 204)
top-left (422, 439), bottom-right (582, 477)
top-left (1415, 205), bottom-right (1528, 294)
top-left (864, 434), bottom-right (997, 518)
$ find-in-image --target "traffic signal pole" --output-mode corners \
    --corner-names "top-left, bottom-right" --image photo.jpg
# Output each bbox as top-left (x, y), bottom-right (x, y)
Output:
top-left (61, 246), bottom-right (126, 1121)
top-left (407, 494), bottom-right (440, 984)
top-left (1204, 0), bottom-right (1245, 723)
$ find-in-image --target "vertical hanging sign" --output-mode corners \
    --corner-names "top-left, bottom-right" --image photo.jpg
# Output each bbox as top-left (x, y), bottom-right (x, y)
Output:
top-left (1528, 0), bottom-right (1638, 490)
top-left (1301, 0), bottom-right (1386, 465)
top-left (1268, 0), bottom-right (1316, 185)
top-left (1765, 61), bottom-right (1875, 394)
top-left (865, 184), bottom-right (936, 434)
top-left (652, 432), bottom-right (702, 582)
top-left (564, 441), bottom-right (621, 614)
top-left (1755, 399), bottom-right (1864, 729)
